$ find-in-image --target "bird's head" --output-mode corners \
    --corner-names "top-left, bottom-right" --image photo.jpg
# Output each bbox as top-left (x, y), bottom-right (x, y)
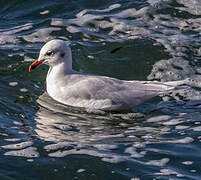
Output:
top-left (29, 39), bottom-right (72, 72)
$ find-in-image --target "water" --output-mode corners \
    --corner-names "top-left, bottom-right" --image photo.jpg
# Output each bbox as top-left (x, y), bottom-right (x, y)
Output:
top-left (1, 0), bottom-right (201, 179)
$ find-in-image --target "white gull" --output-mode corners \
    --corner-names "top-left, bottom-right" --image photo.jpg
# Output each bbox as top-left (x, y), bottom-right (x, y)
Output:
top-left (29, 39), bottom-right (188, 110)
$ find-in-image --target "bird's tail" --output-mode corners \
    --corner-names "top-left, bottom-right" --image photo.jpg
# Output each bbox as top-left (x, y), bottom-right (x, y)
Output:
top-left (145, 78), bottom-right (191, 93)
top-left (164, 78), bottom-right (201, 89)
top-left (163, 78), bottom-right (189, 87)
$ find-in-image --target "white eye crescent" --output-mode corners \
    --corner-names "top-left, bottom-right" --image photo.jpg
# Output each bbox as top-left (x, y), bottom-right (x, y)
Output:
top-left (46, 50), bottom-right (54, 56)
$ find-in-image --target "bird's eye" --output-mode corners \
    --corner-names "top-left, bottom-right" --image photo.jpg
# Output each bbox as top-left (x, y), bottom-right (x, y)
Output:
top-left (46, 50), bottom-right (54, 56)
top-left (60, 52), bottom-right (65, 57)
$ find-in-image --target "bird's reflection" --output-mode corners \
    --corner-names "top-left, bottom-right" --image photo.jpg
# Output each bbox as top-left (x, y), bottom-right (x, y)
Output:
top-left (32, 92), bottom-right (200, 161)
top-left (35, 92), bottom-right (144, 143)
top-left (35, 90), bottom-right (199, 146)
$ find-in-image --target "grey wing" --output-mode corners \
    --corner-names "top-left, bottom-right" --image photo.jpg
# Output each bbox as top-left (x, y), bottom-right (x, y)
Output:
top-left (100, 80), bottom-right (166, 109)
top-left (67, 76), bottom-right (174, 110)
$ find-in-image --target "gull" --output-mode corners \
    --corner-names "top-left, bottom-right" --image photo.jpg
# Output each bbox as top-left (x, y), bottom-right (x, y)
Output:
top-left (29, 39), bottom-right (188, 110)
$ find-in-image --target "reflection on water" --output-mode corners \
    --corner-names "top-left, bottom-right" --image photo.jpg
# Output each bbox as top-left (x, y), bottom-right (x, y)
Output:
top-left (2, 88), bottom-right (201, 178)
top-left (36, 92), bottom-right (144, 143)
top-left (35, 92), bottom-right (200, 163)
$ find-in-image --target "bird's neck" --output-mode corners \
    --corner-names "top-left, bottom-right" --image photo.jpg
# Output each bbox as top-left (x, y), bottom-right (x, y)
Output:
top-left (46, 63), bottom-right (73, 98)
top-left (47, 63), bottom-right (72, 82)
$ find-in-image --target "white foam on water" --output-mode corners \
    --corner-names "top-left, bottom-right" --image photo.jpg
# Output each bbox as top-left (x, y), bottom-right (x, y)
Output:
top-left (48, 148), bottom-right (127, 163)
top-left (44, 141), bottom-right (72, 151)
top-left (167, 137), bottom-right (194, 144)
top-left (9, 82), bottom-right (18, 86)
top-left (76, 3), bottom-right (121, 17)
top-left (20, 88), bottom-right (28, 92)
top-left (68, 14), bottom-right (103, 27)
top-left (182, 161), bottom-right (194, 165)
top-left (146, 115), bottom-right (171, 123)
top-left (148, 58), bottom-right (195, 81)
top-left (40, 10), bottom-right (50, 15)
top-left (162, 119), bottom-right (183, 126)
top-left (90, 126), bottom-right (104, 131)
top-left (88, 55), bottom-right (94, 59)
top-left (124, 147), bottom-right (144, 158)
top-left (66, 26), bottom-right (81, 33)
top-left (23, 27), bottom-right (62, 43)
top-left (133, 143), bottom-right (145, 148)
top-left (4, 147), bottom-right (39, 158)
top-left (175, 125), bottom-right (189, 130)
top-left (23, 56), bottom-right (34, 62)
top-left (0, 23), bottom-right (33, 45)
top-left (3, 23), bottom-right (33, 35)
top-left (77, 169), bottom-right (86, 173)
top-left (177, 0), bottom-right (201, 15)
top-left (27, 159), bottom-right (34, 162)
top-left (51, 18), bottom-right (66, 26)
top-left (155, 168), bottom-right (184, 177)
top-left (4, 138), bottom-right (21, 142)
top-left (1, 141), bottom-right (33, 149)
top-left (93, 144), bottom-right (118, 151)
top-left (115, 8), bottom-right (138, 18)
top-left (0, 35), bottom-right (20, 45)
top-left (191, 126), bottom-right (201, 132)
top-left (148, 0), bottom-right (173, 7)
top-left (100, 134), bottom-right (124, 138)
top-left (144, 158), bottom-right (170, 167)
top-left (101, 156), bottom-right (126, 163)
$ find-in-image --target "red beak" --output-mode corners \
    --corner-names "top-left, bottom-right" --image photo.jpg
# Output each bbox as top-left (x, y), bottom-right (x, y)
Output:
top-left (29, 59), bottom-right (43, 72)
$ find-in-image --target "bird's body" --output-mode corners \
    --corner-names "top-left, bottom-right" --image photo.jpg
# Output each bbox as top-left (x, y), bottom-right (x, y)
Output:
top-left (29, 39), bottom-right (188, 110)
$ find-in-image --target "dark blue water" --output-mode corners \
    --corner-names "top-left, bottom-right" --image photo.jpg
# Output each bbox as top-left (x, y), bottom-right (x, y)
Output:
top-left (1, 0), bottom-right (201, 179)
